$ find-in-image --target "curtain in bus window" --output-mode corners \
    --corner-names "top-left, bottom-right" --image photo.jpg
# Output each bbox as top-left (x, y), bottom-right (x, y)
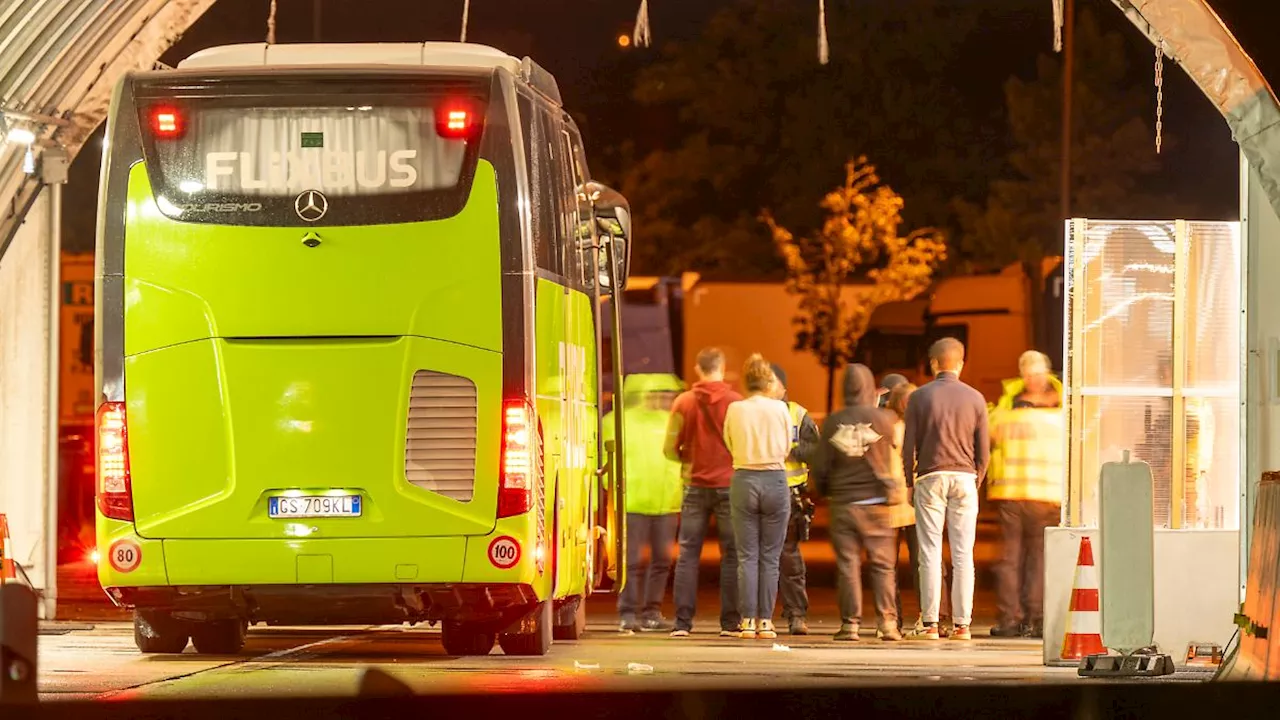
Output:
top-left (171, 106), bottom-right (467, 197)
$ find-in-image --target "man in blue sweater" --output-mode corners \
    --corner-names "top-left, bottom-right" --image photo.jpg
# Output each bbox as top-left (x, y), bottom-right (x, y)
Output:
top-left (902, 338), bottom-right (990, 641)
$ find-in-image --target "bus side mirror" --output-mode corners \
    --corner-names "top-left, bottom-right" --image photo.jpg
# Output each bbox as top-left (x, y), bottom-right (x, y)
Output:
top-left (583, 182), bottom-right (632, 292)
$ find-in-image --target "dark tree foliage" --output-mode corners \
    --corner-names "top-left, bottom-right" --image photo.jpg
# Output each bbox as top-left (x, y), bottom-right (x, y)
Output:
top-left (618, 0), bottom-right (991, 278)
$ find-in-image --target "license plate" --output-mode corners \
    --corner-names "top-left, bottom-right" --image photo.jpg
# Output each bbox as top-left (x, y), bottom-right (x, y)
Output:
top-left (268, 495), bottom-right (362, 518)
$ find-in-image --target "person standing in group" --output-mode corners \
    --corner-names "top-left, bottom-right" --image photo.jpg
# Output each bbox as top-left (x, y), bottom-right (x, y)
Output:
top-left (664, 348), bottom-right (743, 637)
top-left (902, 338), bottom-right (990, 641)
top-left (987, 351), bottom-right (1064, 638)
top-left (769, 364), bottom-right (820, 636)
top-left (878, 373), bottom-right (909, 409)
top-left (604, 373), bottom-right (687, 634)
top-left (882, 375), bottom-right (952, 636)
top-left (812, 363), bottom-right (903, 642)
top-left (884, 380), bottom-right (920, 635)
top-left (722, 355), bottom-right (793, 640)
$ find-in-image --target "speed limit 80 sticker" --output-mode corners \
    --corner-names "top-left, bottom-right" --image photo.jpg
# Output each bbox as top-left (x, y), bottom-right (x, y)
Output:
top-left (108, 539), bottom-right (142, 573)
top-left (487, 536), bottom-right (521, 570)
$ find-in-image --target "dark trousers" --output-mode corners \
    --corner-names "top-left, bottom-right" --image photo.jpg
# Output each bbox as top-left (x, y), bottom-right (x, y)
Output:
top-left (617, 512), bottom-right (680, 622)
top-left (729, 470), bottom-right (791, 620)
top-left (995, 500), bottom-right (1060, 626)
top-left (831, 502), bottom-right (898, 629)
top-left (779, 489), bottom-right (809, 620)
top-left (895, 525), bottom-right (951, 623)
top-left (673, 486), bottom-right (741, 632)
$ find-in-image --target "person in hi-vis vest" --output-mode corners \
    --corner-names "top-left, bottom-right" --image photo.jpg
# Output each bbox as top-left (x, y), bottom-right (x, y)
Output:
top-left (769, 364), bottom-right (820, 635)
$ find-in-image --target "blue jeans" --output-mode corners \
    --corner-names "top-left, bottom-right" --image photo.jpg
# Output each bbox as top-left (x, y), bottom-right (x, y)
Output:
top-left (617, 512), bottom-right (680, 623)
top-left (729, 469), bottom-right (791, 621)
top-left (673, 486), bottom-right (740, 632)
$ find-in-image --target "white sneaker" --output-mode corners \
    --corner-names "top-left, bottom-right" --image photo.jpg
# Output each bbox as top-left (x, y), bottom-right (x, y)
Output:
top-left (738, 619), bottom-right (758, 639)
top-left (757, 619), bottom-right (778, 639)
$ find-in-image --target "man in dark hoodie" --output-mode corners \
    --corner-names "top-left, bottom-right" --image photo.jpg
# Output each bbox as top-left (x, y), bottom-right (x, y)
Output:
top-left (811, 363), bottom-right (903, 642)
top-left (664, 348), bottom-right (743, 637)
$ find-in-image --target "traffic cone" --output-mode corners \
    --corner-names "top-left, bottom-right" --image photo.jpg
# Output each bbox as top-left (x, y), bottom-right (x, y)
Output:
top-left (0, 515), bottom-right (15, 584)
top-left (1060, 536), bottom-right (1105, 660)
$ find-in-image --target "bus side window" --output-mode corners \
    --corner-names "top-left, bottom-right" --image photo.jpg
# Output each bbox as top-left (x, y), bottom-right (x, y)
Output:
top-left (560, 128), bottom-right (586, 291)
top-left (522, 95), bottom-right (560, 276)
top-left (551, 124), bottom-right (580, 288)
top-left (566, 131), bottom-right (595, 291)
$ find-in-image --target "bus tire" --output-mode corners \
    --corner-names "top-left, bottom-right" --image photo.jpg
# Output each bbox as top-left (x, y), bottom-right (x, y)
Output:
top-left (191, 618), bottom-right (248, 655)
top-left (498, 600), bottom-right (553, 656)
top-left (441, 621), bottom-right (496, 656)
top-left (134, 610), bottom-right (189, 654)
top-left (552, 596), bottom-right (587, 641)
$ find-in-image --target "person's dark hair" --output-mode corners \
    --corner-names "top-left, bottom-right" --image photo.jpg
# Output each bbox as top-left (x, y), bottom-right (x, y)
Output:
top-left (743, 354), bottom-right (775, 393)
top-left (929, 337), bottom-right (965, 373)
top-left (696, 347), bottom-right (726, 376)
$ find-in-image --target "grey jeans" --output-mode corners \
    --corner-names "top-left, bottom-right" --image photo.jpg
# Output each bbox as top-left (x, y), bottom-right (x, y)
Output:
top-left (729, 469), bottom-right (791, 621)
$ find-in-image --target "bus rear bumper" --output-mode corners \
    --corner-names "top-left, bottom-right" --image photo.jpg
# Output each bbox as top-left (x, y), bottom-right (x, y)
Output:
top-left (104, 582), bottom-right (541, 626)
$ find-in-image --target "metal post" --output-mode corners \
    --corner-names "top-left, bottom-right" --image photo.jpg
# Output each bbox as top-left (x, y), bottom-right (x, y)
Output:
top-left (42, 150), bottom-right (68, 620)
top-left (1171, 220), bottom-right (1189, 530)
top-left (1239, 150), bottom-right (1252, 601)
top-left (1068, 219), bottom-right (1086, 526)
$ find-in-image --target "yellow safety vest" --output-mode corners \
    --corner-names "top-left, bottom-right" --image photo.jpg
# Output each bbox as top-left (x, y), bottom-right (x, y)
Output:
top-left (987, 406), bottom-right (1065, 503)
top-left (786, 401), bottom-right (808, 488)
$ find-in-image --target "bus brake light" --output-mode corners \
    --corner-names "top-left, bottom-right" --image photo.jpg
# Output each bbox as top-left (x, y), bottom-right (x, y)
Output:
top-left (498, 399), bottom-right (539, 518)
top-left (436, 106), bottom-right (474, 139)
top-left (149, 106), bottom-right (184, 139)
top-left (97, 402), bottom-right (135, 522)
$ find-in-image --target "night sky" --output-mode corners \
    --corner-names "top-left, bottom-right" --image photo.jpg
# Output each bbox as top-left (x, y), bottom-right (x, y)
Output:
top-left (60, 0), bottom-right (1279, 258)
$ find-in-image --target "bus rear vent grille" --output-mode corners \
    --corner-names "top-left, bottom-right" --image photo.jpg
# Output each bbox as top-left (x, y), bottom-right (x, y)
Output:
top-left (405, 370), bottom-right (477, 502)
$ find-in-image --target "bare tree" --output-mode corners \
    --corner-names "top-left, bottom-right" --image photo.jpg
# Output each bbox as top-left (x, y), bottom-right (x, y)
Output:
top-left (765, 157), bottom-right (947, 413)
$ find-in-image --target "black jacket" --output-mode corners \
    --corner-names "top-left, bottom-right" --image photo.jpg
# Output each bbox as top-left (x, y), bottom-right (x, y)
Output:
top-left (791, 410), bottom-right (821, 467)
top-left (811, 364), bottom-right (901, 504)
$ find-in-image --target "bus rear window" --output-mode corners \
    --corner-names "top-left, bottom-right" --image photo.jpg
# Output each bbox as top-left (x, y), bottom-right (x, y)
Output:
top-left (132, 76), bottom-right (491, 226)
top-left (149, 105), bottom-right (466, 197)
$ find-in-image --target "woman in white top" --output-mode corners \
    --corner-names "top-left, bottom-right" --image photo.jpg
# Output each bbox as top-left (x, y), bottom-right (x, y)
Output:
top-left (722, 354), bottom-right (793, 639)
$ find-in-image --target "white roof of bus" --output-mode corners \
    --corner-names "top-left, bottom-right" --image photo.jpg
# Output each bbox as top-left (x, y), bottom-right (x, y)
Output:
top-left (177, 42), bottom-right (523, 74)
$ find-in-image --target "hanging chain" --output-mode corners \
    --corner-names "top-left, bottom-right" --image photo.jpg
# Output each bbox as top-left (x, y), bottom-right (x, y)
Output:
top-left (1154, 40), bottom-right (1164, 154)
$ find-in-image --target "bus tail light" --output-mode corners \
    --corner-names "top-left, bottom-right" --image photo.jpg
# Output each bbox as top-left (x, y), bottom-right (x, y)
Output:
top-left (96, 402), bottom-right (134, 522)
top-left (498, 399), bottom-right (540, 518)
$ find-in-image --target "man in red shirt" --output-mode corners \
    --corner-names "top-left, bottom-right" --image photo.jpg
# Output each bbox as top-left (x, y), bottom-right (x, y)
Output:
top-left (664, 348), bottom-right (743, 636)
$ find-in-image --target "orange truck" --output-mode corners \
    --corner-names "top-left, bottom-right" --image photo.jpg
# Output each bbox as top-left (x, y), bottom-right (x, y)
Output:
top-left (59, 251), bottom-right (96, 562)
top-left (672, 259), bottom-right (1064, 417)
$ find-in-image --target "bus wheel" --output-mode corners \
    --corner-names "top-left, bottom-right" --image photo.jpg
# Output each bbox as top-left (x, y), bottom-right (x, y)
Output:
top-left (133, 610), bottom-right (189, 654)
top-left (552, 596), bottom-right (587, 641)
top-left (441, 621), bottom-right (496, 656)
top-left (191, 618), bottom-right (248, 655)
top-left (498, 601), bottom-right (553, 656)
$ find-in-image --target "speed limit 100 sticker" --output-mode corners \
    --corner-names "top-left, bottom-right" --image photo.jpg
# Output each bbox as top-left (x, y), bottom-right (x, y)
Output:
top-left (487, 536), bottom-right (521, 570)
top-left (109, 539), bottom-right (142, 573)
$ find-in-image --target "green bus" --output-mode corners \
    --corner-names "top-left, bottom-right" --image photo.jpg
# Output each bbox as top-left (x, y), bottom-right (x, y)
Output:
top-left (94, 42), bottom-right (631, 657)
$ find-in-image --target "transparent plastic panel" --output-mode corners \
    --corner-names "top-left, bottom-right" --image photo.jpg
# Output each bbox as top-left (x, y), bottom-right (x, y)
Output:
top-left (1076, 395), bottom-right (1174, 529)
top-left (1064, 219), bottom-right (1240, 530)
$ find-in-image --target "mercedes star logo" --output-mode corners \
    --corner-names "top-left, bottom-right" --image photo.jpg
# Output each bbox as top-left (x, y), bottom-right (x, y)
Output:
top-left (294, 190), bottom-right (328, 222)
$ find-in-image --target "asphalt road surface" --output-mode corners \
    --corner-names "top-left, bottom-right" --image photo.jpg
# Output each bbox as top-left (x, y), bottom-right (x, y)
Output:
top-left (36, 516), bottom-right (1213, 701)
